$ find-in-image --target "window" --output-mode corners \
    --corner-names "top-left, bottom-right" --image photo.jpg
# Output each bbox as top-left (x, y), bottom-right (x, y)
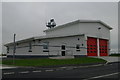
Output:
top-left (82, 44), bottom-right (84, 46)
top-left (28, 42), bottom-right (32, 52)
top-left (33, 40), bottom-right (35, 43)
top-left (38, 39), bottom-right (41, 43)
top-left (43, 45), bottom-right (48, 49)
top-left (76, 44), bottom-right (80, 51)
top-left (61, 45), bottom-right (65, 50)
top-left (7, 46), bottom-right (9, 53)
top-left (16, 43), bottom-right (19, 46)
top-left (43, 42), bottom-right (49, 52)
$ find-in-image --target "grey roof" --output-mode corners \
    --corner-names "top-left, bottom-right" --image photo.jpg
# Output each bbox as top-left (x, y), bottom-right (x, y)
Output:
top-left (4, 34), bottom-right (84, 46)
top-left (43, 19), bottom-right (113, 32)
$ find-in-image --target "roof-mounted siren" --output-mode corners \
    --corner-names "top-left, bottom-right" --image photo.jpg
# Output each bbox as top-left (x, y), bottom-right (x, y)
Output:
top-left (46, 18), bottom-right (56, 29)
top-left (46, 21), bottom-right (51, 28)
top-left (50, 19), bottom-right (56, 28)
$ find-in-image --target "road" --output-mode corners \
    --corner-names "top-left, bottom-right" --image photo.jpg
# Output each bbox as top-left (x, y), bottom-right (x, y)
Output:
top-left (2, 62), bottom-right (120, 80)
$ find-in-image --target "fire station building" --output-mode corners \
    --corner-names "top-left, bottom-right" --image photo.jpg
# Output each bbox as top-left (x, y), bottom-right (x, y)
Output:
top-left (5, 19), bottom-right (112, 58)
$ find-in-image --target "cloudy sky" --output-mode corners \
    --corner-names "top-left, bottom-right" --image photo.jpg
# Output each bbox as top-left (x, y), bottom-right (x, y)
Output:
top-left (2, 2), bottom-right (118, 53)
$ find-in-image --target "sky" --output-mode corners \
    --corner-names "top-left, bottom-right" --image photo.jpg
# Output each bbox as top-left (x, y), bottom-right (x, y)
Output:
top-left (0, 2), bottom-right (2, 53)
top-left (2, 2), bottom-right (118, 53)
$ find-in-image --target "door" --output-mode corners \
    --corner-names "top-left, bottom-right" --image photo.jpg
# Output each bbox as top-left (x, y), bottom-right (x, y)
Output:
top-left (87, 37), bottom-right (97, 56)
top-left (99, 39), bottom-right (108, 56)
top-left (61, 45), bottom-right (65, 56)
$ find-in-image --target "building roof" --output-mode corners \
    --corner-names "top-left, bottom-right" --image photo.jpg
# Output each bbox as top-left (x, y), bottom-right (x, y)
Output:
top-left (4, 19), bottom-right (113, 46)
top-left (43, 19), bottom-right (113, 32)
top-left (4, 34), bottom-right (84, 46)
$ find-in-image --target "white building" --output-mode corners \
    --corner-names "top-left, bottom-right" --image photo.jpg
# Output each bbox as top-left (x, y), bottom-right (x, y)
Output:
top-left (4, 19), bottom-right (112, 58)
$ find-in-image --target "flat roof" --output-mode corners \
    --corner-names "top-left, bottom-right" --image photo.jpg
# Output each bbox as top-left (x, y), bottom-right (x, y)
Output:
top-left (4, 34), bottom-right (84, 46)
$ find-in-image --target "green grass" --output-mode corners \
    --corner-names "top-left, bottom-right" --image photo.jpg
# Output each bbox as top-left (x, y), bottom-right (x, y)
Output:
top-left (109, 54), bottom-right (120, 57)
top-left (2, 57), bottom-right (106, 67)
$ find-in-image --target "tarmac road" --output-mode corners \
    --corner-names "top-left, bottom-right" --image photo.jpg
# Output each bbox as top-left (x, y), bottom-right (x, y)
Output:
top-left (2, 62), bottom-right (120, 80)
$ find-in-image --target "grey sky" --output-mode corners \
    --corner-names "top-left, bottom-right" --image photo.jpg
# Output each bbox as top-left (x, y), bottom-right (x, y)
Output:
top-left (0, 2), bottom-right (2, 53)
top-left (2, 2), bottom-right (118, 53)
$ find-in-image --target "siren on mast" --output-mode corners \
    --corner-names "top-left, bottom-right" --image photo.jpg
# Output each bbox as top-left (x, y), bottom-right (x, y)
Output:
top-left (46, 18), bottom-right (56, 29)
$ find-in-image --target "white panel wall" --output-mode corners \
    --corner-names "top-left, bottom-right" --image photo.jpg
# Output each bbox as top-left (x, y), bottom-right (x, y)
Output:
top-left (7, 35), bottom-right (86, 56)
top-left (45, 23), bottom-right (110, 40)
top-left (46, 23), bottom-right (80, 36)
top-left (40, 35), bottom-right (86, 56)
top-left (78, 23), bottom-right (110, 39)
top-left (7, 22), bottom-right (111, 57)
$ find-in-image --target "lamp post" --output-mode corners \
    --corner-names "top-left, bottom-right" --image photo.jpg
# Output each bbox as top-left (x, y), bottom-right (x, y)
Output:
top-left (13, 34), bottom-right (16, 64)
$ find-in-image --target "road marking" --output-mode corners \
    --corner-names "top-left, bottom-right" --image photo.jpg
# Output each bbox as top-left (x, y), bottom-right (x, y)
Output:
top-left (60, 67), bottom-right (67, 69)
top-left (77, 64), bottom-right (103, 68)
top-left (45, 69), bottom-right (54, 72)
top-left (32, 70), bottom-right (41, 73)
top-left (73, 67), bottom-right (77, 68)
top-left (19, 71), bottom-right (29, 74)
top-left (83, 72), bottom-right (119, 80)
top-left (4, 72), bottom-right (14, 75)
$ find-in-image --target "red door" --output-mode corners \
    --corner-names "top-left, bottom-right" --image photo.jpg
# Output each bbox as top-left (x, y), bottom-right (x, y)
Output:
top-left (99, 39), bottom-right (108, 56)
top-left (87, 37), bottom-right (97, 56)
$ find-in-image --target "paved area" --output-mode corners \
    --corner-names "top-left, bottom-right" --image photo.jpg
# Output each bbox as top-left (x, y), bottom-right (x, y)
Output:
top-left (2, 62), bottom-right (119, 79)
top-left (91, 56), bottom-right (120, 63)
top-left (0, 64), bottom-right (16, 69)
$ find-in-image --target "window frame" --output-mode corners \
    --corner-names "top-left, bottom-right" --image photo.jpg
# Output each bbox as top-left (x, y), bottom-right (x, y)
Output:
top-left (43, 42), bottom-right (49, 52)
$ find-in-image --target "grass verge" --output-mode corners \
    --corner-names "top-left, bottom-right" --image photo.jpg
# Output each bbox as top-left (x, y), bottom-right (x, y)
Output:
top-left (2, 57), bottom-right (107, 67)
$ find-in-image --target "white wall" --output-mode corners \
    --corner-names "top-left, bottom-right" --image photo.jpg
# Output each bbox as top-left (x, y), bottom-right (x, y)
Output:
top-left (46, 23), bottom-right (80, 36)
top-left (7, 35), bottom-right (86, 56)
top-left (41, 35), bottom-right (86, 56)
top-left (7, 22), bottom-right (111, 57)
top-left (79, 23), bottom-right (110, 39)
top-left (45, 22), bottom-right (110, 40)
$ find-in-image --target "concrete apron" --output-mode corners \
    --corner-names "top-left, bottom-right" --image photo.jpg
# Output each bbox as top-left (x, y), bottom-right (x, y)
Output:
top-left (90, 56), bottom-right (120, 63)
top-left (0, 64), bottom-right (16, 69)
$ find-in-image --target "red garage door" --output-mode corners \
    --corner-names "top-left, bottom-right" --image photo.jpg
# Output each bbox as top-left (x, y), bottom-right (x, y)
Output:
top-left (99, 39), bottom-right (108, 56)
top-left (87, 37), bottom-right (97, 56)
